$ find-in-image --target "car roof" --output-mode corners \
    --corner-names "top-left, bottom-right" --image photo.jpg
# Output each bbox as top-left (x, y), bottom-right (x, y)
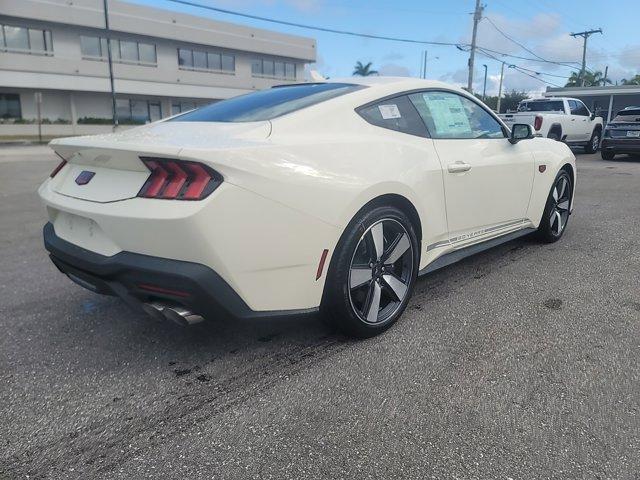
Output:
top-left (330, 76), bottom-right (461, 91)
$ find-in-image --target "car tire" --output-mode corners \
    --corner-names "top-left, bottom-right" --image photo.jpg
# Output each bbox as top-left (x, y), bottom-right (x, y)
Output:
top-left (321, 205), bottom-right (419, 338)
top-left (584, 129), bottom-right (601, 153)
top-left (537, 170), bottom-right (572, 243)
top-left (547, 131), bottom-right (560, 141)
top-left (601, 150), bottom-right (615, 160)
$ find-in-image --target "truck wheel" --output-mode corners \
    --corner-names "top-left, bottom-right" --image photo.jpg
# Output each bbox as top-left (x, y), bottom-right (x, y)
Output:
top-left (584, 129), bottom-right (601, 154)
top-left (601, 150), bottom-right (615, 160)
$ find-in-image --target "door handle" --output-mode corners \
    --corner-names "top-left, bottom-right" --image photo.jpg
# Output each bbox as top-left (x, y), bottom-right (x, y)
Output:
top-left (447, 162), bottom-right (472, 173)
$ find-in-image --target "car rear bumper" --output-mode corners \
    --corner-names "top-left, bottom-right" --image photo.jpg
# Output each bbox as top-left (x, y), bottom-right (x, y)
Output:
top-left (601, 138), bottom-right (640, 153)
top-left (43, 222), bottom-right (318, 320)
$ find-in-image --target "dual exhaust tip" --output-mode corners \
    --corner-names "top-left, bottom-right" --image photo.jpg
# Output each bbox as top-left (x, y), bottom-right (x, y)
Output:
top-left (142, 302), bottom-right (204, 326)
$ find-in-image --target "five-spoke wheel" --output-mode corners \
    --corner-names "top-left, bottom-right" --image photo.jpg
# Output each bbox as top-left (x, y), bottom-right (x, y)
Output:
top-left (537, 170), bottom-right (572, 243)
top-left (349, 219), bottom-right (413, 324)
top-left (322, 205), bottom-right (418, 338)
top-left (549, 175), bottom-right (571, 237)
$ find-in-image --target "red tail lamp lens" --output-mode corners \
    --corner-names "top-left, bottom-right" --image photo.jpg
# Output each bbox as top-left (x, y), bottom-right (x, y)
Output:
top-left (534, 115), bottom-right (543, 131)
top-left (138, 158), bottom-right (222, 200)
top-left (50, 159), bottom-right (67, 178)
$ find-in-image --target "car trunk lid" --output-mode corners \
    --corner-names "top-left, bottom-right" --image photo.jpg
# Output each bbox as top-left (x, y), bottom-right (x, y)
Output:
top-left (49, 121), bottom-right (271, 203)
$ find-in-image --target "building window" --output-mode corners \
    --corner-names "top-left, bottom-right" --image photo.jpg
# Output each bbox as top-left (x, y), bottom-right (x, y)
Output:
top-left (80, 35), bottom-right (156, 65)
top-left (0, 93), bottom-right (22, 119)
top-left (177, 48), bottom-right (235, 73)
top-left (116, 99), bottom-right (161, 124)
top-left (251, 58), bottom-right (296, 80)
top-left (171, 101), bottom-right (197, 116)
top-left (1, 24), bottom-right (53, 55)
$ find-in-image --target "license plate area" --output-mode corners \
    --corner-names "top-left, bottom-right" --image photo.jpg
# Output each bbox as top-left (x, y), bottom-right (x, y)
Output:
top-left (53, 211), bottom-right (121, 257)
top-left (626, 130), bottom-right (640, 137)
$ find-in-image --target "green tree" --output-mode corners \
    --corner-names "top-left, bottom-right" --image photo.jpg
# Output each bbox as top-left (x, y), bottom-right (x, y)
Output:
top-left (565, 70), bottom-right (611, 87)
top-left (352, 61), bottom-right (378, 76)
top-left (621, 74), bottom-right (640, 85)
top-left (479, 90), bottom-right (528, 113)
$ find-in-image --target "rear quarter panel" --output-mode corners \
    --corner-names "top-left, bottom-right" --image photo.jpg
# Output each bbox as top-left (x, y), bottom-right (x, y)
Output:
top-left (179, 110), bottom-right (449, 271)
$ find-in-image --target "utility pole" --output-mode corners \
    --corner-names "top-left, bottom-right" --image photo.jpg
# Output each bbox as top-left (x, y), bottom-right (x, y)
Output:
top-left (103, 0), bottom-right (118, 129)
top-left (467, 0), bottom-right (484, 93)
top-left (570, 28), bottom-right (602, 87)
top-left (603, 65), bottom-right (608, 86)
top-left (496, 61), bottom-right (505, 113)
top-left (422, 50), bottom-right (427, 79)
top-left (482, 64), bottom-right (488, 100)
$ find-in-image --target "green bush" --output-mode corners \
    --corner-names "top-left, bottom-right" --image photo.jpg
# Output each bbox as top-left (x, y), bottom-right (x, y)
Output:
top-left (77, 117), bottom-right (113, 124)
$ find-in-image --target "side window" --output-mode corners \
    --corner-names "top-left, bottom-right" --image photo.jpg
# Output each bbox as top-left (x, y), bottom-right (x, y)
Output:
top-left (409, 91), bottom-right (506, 139)
top-left (357, 95), bottom-right (428, 137)
top-left (568, 99), bottom-right (589, 116)
top-left (573, 101), bottom-right (589, 116)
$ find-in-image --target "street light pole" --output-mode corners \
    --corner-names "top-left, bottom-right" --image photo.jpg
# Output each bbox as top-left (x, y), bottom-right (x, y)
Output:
top-left (496, 62), bottom-right (505, 113)
top-left (103, 0), bottom-right (118, 130)
top-left (482, 64), bottom-right (488, 101)
top-left (422, 50), bottom-right (427, 79)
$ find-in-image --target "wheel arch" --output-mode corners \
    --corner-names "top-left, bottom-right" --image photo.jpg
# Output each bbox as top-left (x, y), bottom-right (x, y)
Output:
top-left (548, 123), bottom-right (563, 138)
top-left (560, 162), bottom-right (576, 210)
top-left (356, 194), bottom-right (423, 243)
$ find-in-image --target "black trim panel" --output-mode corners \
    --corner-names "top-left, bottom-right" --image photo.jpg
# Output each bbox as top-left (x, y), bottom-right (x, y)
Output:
top-left (419, 228), bottom-right (536, 276)
top-left (43, 223), bottom-right (318, 320)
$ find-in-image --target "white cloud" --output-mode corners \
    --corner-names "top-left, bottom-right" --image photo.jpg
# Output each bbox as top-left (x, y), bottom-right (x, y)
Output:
top-left (382, 52), bottom-right (404, 62)
top-left (378, 63), bottom-right (411, 77)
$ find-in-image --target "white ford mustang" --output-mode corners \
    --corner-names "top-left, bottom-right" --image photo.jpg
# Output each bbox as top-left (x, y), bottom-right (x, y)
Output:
top-left (39, 77), bottom-right (576, 337)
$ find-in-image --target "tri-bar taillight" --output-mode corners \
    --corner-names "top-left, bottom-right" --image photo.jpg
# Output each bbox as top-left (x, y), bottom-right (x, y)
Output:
top-left (137, 157), bottom-right (222, 200)
top-left (534, 115), bottom-right (543, 131)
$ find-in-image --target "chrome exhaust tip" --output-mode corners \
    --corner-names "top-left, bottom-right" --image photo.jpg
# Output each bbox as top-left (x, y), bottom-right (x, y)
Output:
top-left (141, 301), bottom-right (167, 322)
top-left (142, 302), bottom-right (204, 326)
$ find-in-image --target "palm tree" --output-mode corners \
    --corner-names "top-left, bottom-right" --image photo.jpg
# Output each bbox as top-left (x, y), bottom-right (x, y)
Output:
top-left (565, 70), bottom-right (611, 87)
top-left (353, 61), bottom-right (378, 76)
top-left (621, 74), bottom-right (640, 85)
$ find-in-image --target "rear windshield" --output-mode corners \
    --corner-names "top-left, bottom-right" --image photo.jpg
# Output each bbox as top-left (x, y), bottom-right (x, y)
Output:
top-left (615, 108), bottom-right (640, 119)
top-left (170, 83), bottom-right (363, 123)
top-left (518, 100), bottom-right (564, 112)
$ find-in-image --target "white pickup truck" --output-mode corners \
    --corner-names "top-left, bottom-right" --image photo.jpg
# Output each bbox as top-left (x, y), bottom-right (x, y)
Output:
top-left (499, 97), bottom-right (604, 153)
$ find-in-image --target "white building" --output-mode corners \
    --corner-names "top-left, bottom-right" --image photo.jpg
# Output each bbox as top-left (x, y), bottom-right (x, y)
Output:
top-left (0, 0), bottom-right (316, 139)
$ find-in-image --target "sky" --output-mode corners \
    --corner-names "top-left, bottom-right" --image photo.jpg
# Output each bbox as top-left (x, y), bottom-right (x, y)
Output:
top-left (131, 0), bottom-right (640, 95)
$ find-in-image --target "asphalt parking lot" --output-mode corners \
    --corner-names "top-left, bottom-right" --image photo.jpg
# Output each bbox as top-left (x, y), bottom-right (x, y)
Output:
top-left (0, 145), bottom-right (638, 479)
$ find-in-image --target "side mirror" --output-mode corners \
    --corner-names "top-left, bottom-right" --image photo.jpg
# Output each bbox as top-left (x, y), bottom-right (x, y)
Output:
top-left (509, 123), bottom-right (533, 144)
top-left (590, 112), bottom-right (596, 120)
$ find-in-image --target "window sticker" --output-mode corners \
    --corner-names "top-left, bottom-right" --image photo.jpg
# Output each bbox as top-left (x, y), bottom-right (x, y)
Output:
top-left (422, 93), bottom-right (472, 137)
top-left (378, 104), bottom-right (402, 119)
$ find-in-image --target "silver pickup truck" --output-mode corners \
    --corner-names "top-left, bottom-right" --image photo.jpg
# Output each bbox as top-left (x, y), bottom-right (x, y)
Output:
top-left (499, 97), bottom-right (604, 153)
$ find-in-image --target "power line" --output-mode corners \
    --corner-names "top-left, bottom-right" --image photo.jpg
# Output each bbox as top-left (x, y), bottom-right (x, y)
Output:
top-left (476, 45), bottom-right (585, 71)
top-left (165, 0), bottom-right (467, 48)
top-left (483, 16), bottom-right (547, 62)
top-left (164, 0), bottom-right (597, 79)
top-left (570, 28), bottom-right (602, 86)
top-left (476, 48), bottom-right (562, 87)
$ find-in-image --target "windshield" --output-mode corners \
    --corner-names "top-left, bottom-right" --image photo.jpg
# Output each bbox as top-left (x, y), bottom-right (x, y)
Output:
top-left (170, 83), bottom-right (363, 123)
top-left (518, 100), bottom-right (564, 112)
top-left (614, 108), bottom-right (640, 120)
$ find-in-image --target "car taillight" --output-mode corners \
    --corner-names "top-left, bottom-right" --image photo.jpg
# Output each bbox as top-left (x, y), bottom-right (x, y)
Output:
top-left (50, 159), bottom-right (67, 178)
top-left (137, 158), bottom-right (222, 200)
top-left (534, 115), bottom-right (543, 131)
